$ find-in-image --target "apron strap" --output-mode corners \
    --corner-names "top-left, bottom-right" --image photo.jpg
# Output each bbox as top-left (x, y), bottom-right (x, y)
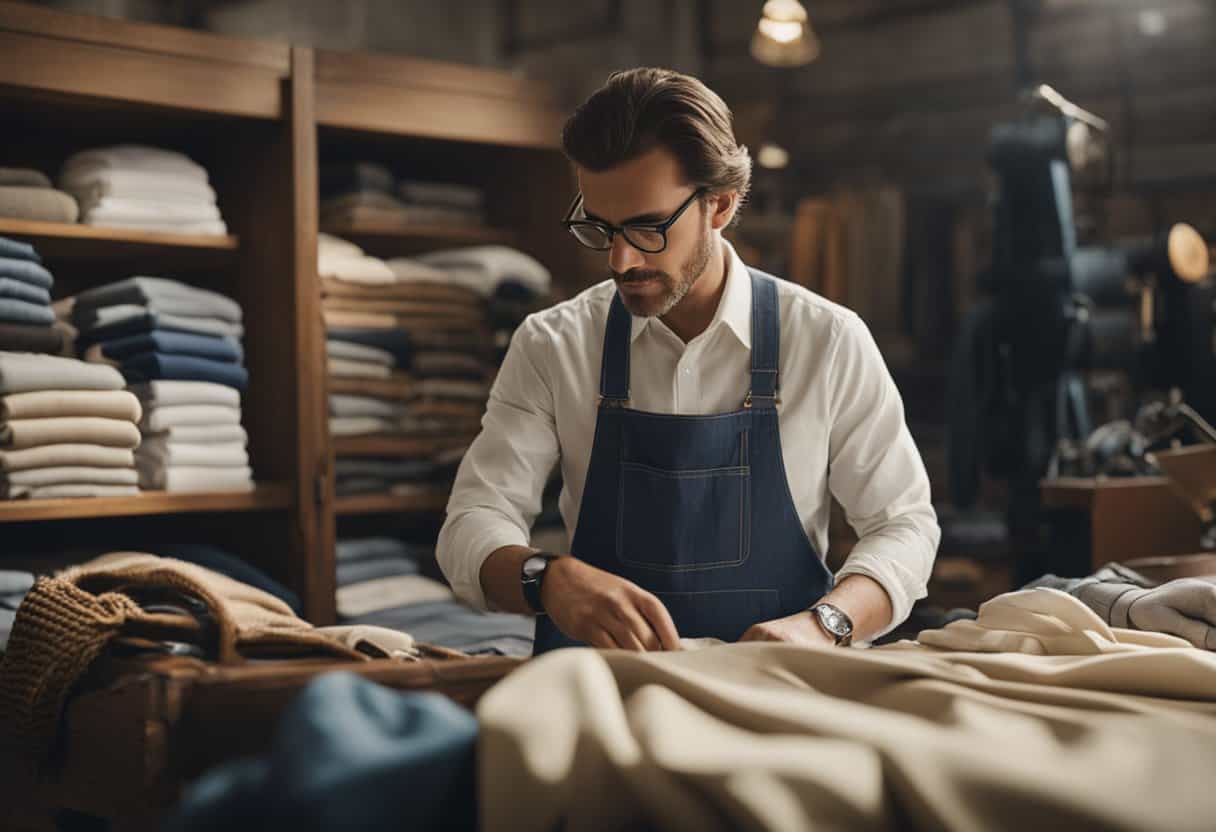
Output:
top-left (746, 268), bottom-right (781, 410)
top-left (599, 291), bottom-right (632, 404)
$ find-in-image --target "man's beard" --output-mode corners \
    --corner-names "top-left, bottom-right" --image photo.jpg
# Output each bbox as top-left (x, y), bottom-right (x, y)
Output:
top-left (612, 221), bottom-right (714, 318)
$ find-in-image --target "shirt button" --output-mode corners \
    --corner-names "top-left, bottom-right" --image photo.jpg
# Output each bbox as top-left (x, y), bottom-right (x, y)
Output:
top-left (682, 367), bottom-right (691, 376)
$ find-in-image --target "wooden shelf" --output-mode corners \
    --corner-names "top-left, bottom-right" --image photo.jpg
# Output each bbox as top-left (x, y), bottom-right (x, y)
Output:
top-left (320, 218), bottom-right (515, 251)
top-left (0, 483), bottom-right (292, 523)
top-left (0, 218), bottom-right (239, 261)
top-left (333, 435), bottom-right (473, 457)
top-left (335, 489), bottom-right (450, 516)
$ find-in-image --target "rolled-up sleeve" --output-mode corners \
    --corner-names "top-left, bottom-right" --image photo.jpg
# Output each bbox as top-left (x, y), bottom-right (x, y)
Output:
top-left (826, 313), bottom-right (940, 634)
top-left (436, 318), bottom-right (560, 610)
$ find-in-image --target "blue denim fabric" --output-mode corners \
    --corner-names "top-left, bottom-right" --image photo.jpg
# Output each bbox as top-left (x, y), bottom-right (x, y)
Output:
top-left (118, 352), bottom-right (248, 391)
top-left (167, 673), bottom-right (478, 831)
top-left (533, 270), bottom-right (834, 653)
top-left (95, 328), bottom-right (243, 363)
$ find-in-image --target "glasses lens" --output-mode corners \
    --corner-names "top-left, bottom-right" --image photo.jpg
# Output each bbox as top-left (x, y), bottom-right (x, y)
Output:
top-left (623, 227), bottom-right (666, 253)
top-left (569, 223), bottom-right (611, 250)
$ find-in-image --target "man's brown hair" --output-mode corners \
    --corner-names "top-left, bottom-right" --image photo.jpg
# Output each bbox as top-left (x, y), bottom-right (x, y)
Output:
top-left (562, 68), bottom-right (751, 224)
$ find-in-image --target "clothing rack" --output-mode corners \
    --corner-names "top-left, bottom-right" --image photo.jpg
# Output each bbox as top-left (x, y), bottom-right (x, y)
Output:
top-left (0, 0), bottom-right (578, 624)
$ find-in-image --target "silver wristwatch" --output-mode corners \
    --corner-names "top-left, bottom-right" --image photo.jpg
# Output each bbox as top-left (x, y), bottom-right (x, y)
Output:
top-left (808, 602), bottom-right (853, 646)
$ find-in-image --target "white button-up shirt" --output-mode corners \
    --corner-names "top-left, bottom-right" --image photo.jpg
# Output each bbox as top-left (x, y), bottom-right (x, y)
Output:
top-left (437, 242), bottom-right (940, 634)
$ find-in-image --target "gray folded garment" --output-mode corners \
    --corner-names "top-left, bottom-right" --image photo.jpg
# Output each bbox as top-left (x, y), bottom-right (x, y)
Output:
top-left (328, 357), bottom-right (391, 379)
top-left (326, 339), bottom-right (396, 367)
top-left (335, 536), bottom-right (417, 563)
top-left (0, 390), bottom-right (142, 422)
top-left (0, 352), bottom-right (125, 394)
top-left (13, 483), bottom-right (140, 499)
top-left (337, 554), bottom-right (421, 588)
top-left (334, 457), bottom-right (437, 481)
top-left (397, 180), bottom-right (484, 210)
top-left (0, 168), bottom-right (52, 188)
top-left (335, 477), bottom-right (394, 497)
top-left (143, 423), bottom-right (247, 445)
top-left (74, 304), bottom-right (244, 339)
top-left (0, 297), bottom-right (55, 327)
top-left (130, 380), bottom-right (241, 409)
top-left (135, 439), bottom-right (248, 467)
top-left (0, 186), bottom-right (79, 223)
top-left (137, 464), bottom-right (253, 492)
top-left (1, 466), bottom-right (138, 497)
top-left (0, 417), bottom-right (141, 450)
top-left (0, 443), bottom-right (136, 472)
top-left (0, 278), bottom-right (52, 306)
top-left (140, 404), bottom-right (242, 432)
top-left (72, 276), bottom-right (243, 323)
top-left (329, 394), bottom-right (407, 420)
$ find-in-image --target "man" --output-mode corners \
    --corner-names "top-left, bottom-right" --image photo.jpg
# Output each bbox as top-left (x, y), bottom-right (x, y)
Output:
top-left (437, 67), bottom-right (939, 653)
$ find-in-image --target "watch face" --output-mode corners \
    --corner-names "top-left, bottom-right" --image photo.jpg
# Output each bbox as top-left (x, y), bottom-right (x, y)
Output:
top-left (818, 606), bottom-right (851, 637)
top-left (522, 555), bottom-right (550, 580)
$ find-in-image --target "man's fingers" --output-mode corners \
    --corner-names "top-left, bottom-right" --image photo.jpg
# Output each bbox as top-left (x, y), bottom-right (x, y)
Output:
top-left (611, 604), bottom-right (661, 651)
top-left (586, 627), bottom-right (621, 650)
top-left (604, 614), bottom-right (648, 652)
top-left (635, 592), bottom-right (681, 650)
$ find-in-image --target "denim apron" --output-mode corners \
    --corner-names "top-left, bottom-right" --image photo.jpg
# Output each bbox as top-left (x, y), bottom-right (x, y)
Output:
top-left (533, 269), bottom-right (833, 654)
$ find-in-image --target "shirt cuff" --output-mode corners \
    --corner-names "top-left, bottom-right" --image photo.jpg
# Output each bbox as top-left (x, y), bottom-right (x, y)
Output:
top-left (834, 551), bottom-right (926, 637)
top-left (447, 524), bottom-right (530, 611)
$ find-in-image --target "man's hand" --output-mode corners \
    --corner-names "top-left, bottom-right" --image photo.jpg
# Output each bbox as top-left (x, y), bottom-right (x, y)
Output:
top-left (1121, 579), bottom-right (1216, 650)
top-left (739, 610), bottom-right (837, 646)
top-left (541, 556), bottom-right (681, 651)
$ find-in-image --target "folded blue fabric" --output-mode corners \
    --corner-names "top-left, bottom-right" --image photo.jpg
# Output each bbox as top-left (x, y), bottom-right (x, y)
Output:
top-left (336, 555), bottom-right (421, 588)
top-left (0, 237), bottom-right (40, 264)
top-left (154, 544), bottom-right (302, 615)
top-left (0, 296), bottom-right (55, 326)
top-left (0, 277), bottom-right (51, 306)
top-left (335, 536), bottom-right (423, 564)
top-left (166, 673), bottom-right (479, 831)
top-left (76, 312), bottom-right (230, 350)
top-left (119, 352), bottom-right (249, 391)
top-left (0, 257), bottom-right (53, 290)
top-left (325, 327), bottom-right (413, 367)
top-left (95, 328), bottom-right (243, 363)
top-left (73, 277), bottom-right (243, 323)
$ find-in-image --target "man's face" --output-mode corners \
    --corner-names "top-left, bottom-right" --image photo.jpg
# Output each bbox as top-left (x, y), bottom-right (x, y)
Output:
top-left (577, 147), bottom-right (714, 318)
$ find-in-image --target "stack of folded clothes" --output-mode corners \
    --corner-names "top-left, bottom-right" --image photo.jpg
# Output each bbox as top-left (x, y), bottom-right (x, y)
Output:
top-left (320, 161), bottom-right (486, 229)
top-left (58, 145), bottom-right (227, 236)
top-left (0, 352), bottom-right (141, 499)
top-left (67, 276), bottom-right (248, 392)
top-left (333, 456), bottom-right (440, 498)
top-left (0, 167), bottom-right (78, 223)
top-left (0, 236), bottom-right (68, 355)
top-left (130, 380), bottom-right (251, 493)
top-left (335, 536), bottom-right (533, 657)
top-left (0, 569), bottom-right (33, 653)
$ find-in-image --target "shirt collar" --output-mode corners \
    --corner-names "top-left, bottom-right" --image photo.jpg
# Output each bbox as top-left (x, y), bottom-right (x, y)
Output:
top-left (628, 240), bottom-right (752, 349)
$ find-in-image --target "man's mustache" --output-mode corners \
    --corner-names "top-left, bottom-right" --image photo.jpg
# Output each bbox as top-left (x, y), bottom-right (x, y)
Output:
top-left (612, 269), bottom-right (666, 284)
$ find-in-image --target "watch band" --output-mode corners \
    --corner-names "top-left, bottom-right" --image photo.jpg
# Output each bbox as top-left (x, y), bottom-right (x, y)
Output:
top-left (521, 552), bottom-right (558, 615)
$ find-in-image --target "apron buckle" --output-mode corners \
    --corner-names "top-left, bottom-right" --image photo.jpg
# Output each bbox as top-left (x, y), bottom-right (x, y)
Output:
top-left (598, 396), bottom-right (628, 408)
top-left (744, 391), bottom-right (781, 409)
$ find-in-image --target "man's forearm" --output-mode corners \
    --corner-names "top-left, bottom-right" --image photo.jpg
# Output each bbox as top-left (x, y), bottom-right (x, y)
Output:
top-left (819, 574), bottom-right (893, 643)
top-left (479, 544), bottom-right (544, 614)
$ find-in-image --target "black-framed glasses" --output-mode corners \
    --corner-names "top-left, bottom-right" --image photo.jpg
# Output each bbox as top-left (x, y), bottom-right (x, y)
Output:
top-left (562, 188), bottom-right (705, 254)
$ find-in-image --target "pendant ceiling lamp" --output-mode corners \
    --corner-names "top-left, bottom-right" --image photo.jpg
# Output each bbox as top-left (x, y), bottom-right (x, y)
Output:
top-left (750, 0), bottom-right (820, 67)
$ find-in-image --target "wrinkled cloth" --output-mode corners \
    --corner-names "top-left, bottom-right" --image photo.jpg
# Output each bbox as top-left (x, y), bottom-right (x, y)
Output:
top-left (0, 256), bottom-right (53, 290)
top-left (0, 417), bottom-right (141, 450)
top-left (140, 404), bottom-right (241, 432)
top-left (479, 633), bottom-right (1216, 831)
top-left (72, 277), bottom-right (242, 323)
top-left (131, 379), bottom-right (240, 409)
top-left (0, 389), bottom-right (141, 422)
top-left (166, 673), bottom-right (478, 832)
top-left (138, 464), bottom-right (253, 493)
top-left (0, 186), bottom-right (79, 223)
top-left (0, 443), bottom-right (135, 472)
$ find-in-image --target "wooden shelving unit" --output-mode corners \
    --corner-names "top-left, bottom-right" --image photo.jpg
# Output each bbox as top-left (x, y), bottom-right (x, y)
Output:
top-left (0, 217), bottom-right (238, 261)
top-left (0, 484), bottom-right (291, 523)
top-left (320, 218), bottom-right (516, 251)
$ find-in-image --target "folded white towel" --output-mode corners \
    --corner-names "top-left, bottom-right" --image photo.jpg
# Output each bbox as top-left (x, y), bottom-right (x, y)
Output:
top-left (130, 380), bottom-right (241, 409)
top-left (81, 196), bottom-right (221, 224)
top-left (329, 394), bottom-right (407, 419)
top-left (329, 416), bottom-right (394, 436)
top-left (318, 233), bottom-right (364, 260)
top-left (138, 464), bottom-right (253, 493)
top-left (328, 358), bottom-right (391, 379)
top-left (60, 145), bottom-right (209, 183)
top-left (60, 169), bottom-right (217, 204)
top-left (142, 424), bottom-right (247, 444)
top-left (136, 439), bottom-right (248, 468)
top-left (79, 217), bottom-right (229, 236)
top-left (4, 466), bottom-right (139, 487)
top-left (140, 404), bottom-right (242, 432)
top-left (326, 340), bottom-right (395, 367)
